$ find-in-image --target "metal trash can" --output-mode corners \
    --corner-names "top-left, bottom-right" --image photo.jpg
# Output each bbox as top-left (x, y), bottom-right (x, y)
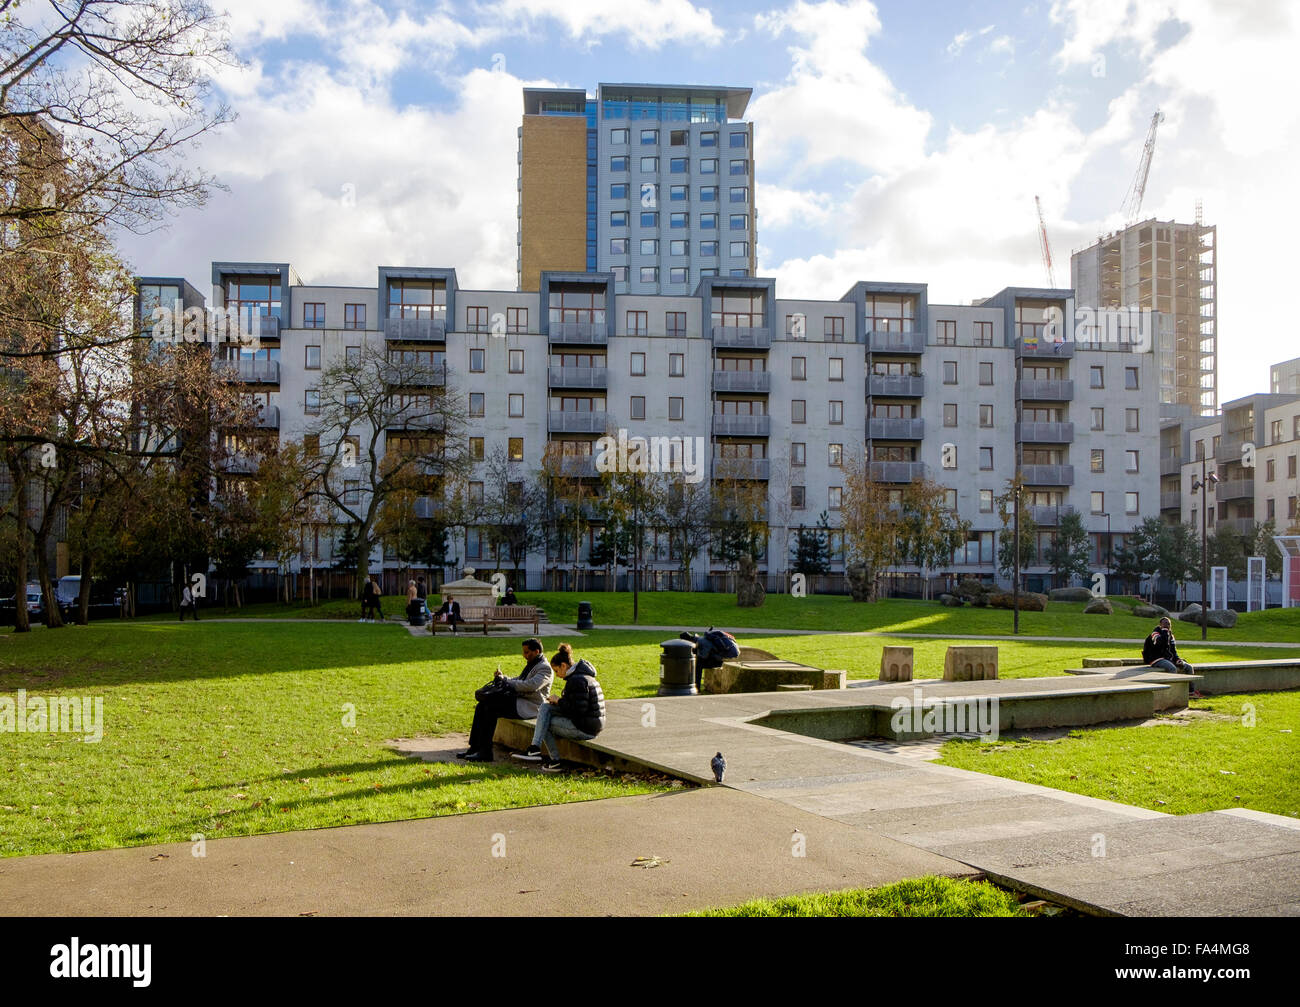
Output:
top-left (576, 600), bottom-right (594, 630)
top-left (658, 638), bottom-right (697, 697)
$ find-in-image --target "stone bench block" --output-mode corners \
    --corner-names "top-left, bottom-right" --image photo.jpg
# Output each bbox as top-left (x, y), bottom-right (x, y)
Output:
top-left (943, 645), bottom-right (999, 681)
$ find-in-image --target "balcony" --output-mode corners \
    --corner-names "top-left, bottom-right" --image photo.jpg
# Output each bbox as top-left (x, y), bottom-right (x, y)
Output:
top-left (712, 414), bottom-right (771, 437)
top-left (869, 461), bottom-right (927, 483)
top-left (548, 365), bottom-right (608, 390)
top-left (1020, 464), bottom-right (1074, 486)
top-left (1016, 337), bottom-right (1074, 358)
top-left (713, 457), bottom-right (770, 480)
top-left (385, 317), bottom-right (447, 341)
top-left (1016, 421), bottom-right (1074, 444)
top-left (227, 358), bottom-right (280, 384)
top-left (1027, 505), bottom-right (1077, 527)
top-left (386, 406), bottom-right (446, 430)
top-left (554, 455), bottom-right (599, 478)
top-left (712, 325), bottom-right (772, 349)
top-left (1160, 454), bottom-right (1182, 476)
top-left (1160, 491), bottom-right (1183, 511)
top-left (382, 362), bottom-right (447, 387)
top-left (1016, 378), bottom-right (1074, 401)
top-left (869, 417), bottom-right (925, 440)
top-left (254, 404), bottom-right (280, 430)
top-left (550, 321), bottom-right (608, 345)
top-left (218, 453), bottom-right (258, 475)
top-left (413, 497), bottom-right (444, 520)
top-left (246, 314), bottom-right (280, 340)
top-left (1217, 478), bottom-right (1254, 501)
top-left (866, 330), bottom-right (925, 354)
top-left (712, 370), bottom-right (771, 393)
top-left (547, 410), bottom-right (607, 434)
top-left (868, 373), bottom-right (924, 397)
top-left (1223, 517), bottom-right (1257, 536)
top-left (1220, 430), bottom-right (1251, 459)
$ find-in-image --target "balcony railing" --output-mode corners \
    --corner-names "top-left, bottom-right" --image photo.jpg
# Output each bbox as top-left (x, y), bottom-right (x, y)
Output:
top-left (548, 365), bottom-right (608, 389)
top-left (712, 413), bottom-right (771, 437)
top-left (547, 410), bottom-right (607, 433)
top-left (865, 330), bottom-right (925, 354)
top-left (386, 406), bottom-right (446, 430)
top-left (550, 321), bottom-right (608, 344)
top-left (254, 404), bottom-right (280, 430)
top-left (382, 362), bottom-right (447, 386)
top-left (868, 417), bottom-right (925, 440)
top-left (1016, 421), bottom-right (1074, 443)
top-left (385, 317), bottom-right (447, 341)
top-left (245, 314), bottom-right (281, 340)
top-left (1160, 454), bottom-right (1182, 476)
top-left (554, 455), bottom-right (599, 478)
top-left (1016, 378), bottom-right (1075, 401)
top-left (869, 461), bottom-right (927, 483)
top-left (218, 453), bottom-right (258, 474)
top-left (1020, 463), bottom-right (1074, 486)
top-left (1016, 336), bottom-right (1074, 358)
top-left (713, 457), bottom-right (770, 480)
top-left (1217, 479), bottom-right (1254, 501)
top-left (712, 325), bottom-right (773, 349)
top-left (868, 373), bottom-right (924, 397)
top-left (1223, 517), bottom-right (1257, 536)
top-left (711, 370), bottom-right (771, 393)
top-left (1026, 505), bottom-right (1077, 527)
top-left (1220, 431), bottom-right (1251, 459)
top-left (227, 358), bottom-right (280, 384)
top-left (413, 497), bottom-right (444, 520)
top-left (1160, 491), bottom-right (1183, 511)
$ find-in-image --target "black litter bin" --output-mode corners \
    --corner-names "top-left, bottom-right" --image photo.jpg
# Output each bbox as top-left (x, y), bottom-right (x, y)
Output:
top-left (658, 639), bottom-right (697, 697)
top-left (576, 600), bottom-right (594, 630)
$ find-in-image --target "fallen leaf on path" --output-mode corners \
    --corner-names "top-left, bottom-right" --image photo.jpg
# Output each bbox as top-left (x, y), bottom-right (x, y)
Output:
top-left (631, 856), bottom-right (669, 869)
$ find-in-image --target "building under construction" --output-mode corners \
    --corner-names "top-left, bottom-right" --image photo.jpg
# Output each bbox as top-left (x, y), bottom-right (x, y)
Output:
top-left (1071, 217), bottom-right (1217, 415)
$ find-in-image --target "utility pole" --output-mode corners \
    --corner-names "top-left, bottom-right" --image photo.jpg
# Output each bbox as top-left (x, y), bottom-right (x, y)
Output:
top-left (1013, 482), bottom-right (1021, 635)
top-left (1191, 458), bottom-right (1217, 641)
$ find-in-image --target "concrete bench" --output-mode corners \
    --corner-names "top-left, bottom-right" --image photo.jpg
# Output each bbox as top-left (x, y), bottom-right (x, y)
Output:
top-left (491, 717), bottom-right (644, 772)
top-left (1066, 659), bottom-right (1300, 695)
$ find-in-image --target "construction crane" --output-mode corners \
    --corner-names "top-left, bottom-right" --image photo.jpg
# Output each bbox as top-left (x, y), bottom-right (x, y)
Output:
top-left (1035, 195), bottom-right (1055, 287)
top-left (1121, 110), bottom-right (1164, 226)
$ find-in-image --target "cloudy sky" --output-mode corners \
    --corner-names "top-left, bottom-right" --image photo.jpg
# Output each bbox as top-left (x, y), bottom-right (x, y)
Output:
top-left (121, 0), bottom-right (1300, 406)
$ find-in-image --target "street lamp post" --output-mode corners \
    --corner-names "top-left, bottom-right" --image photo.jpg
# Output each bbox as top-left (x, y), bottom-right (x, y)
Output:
top-left (1012, 482), bottom-right (1021, 636)
top-left (1101, 512), bottom-right (1111, 587)
top-left (1190, 459), bottom-right (1218, 642)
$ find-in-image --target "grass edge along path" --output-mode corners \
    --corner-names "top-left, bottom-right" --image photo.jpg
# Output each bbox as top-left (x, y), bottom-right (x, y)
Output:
top-left (682, 875), bottom-right (1030, 917)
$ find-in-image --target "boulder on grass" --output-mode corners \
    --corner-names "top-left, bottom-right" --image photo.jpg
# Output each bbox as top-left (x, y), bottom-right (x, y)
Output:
top-left (1050, 586), bottom-right (1095, 602)
top-left (1178, 603), bottom-right (1203, 624)
top-left (1202, 608), bottom-right (1238, 629)
top-left (957, 577), bottom-right (993, 607)
top-left (939, 593), bottom-right (964, 607)
top-left (1133, 603), bottom-right (1169, 619)
top-left (736, 556), bottom-right (766, 608)
top-left (1083, 598), bottom-right (1113, 615)
top-left (988, 591), bottom-right (1048, 612)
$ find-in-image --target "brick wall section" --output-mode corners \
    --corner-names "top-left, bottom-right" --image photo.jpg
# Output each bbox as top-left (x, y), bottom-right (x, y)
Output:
top-left (519, 115), bottom-right (587, 292)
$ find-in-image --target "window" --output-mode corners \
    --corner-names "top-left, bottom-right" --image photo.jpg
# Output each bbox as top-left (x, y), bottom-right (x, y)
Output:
top-left (729, 241), bottom-right (749, 257)
top-left (943, 360), bottom-right (957, 384)
top-left (639, 266), bottom-right (658, 283)
top-left (469, 348), bottom-right (485, 372)
top-left (466, 306), bottom-right (489, 333)
top-left (829, 401), bottom-right (843, 425)
top-left (669, 239), bottom-right (688, 255)
top-left (640, 238), bottom-right (659, 255)
top-left (610, 238), bottom-right (629, 255)
top-left (700, 131), bottom-right (717, 147)
top-left (700, 186), bottom-right (718, 202)
top-left (1091, 449), bottom-right (1104, 473)
top-left (829, 357), bottom-right (843, 381)
top-left (729, 159), bottom-right (748, 175)
top-left (669, 129), bottom-right (688, 146)
top-left (980, 490), bottom-right (994, 513)
top-left (730, 132), bottom-right (747, 148)
top-left (979, 447), bottom-right (993, 470)
top-left (303, 303), bottom-right (324, 328)
top-left (507, 437), bottom-right (524, 462)
top-left (670, 186), bottom-right (687, 202)
top-left (791, 486), bottom-right (806, 509)
top-left (630, 396), bottom-right (645, 420)
top-left (610, 211), bottom-right (628, 227)
top-left (612, 266), bottom-right (628, 282)
top-left (668, 396), bottom-right (684, 421)
top-left (669, 353), bottom-right (684, 377)
top-left (626, 311), bottom-right (648, 335)
top-left (305, 345), bottom-right (321, 369)
top-left (669, 267), bottom-right (687, 284)
top-left (611, 128), bottom-right (628, 144)
top-left (974, 321), bottom-right (993, 346)
top-left (1268, 498), bottom-right (1276, 520)
top-left (979, 362), bottom-right (993, 385)
top-left (469, 437), bottom-right (484, 460)
top-left (792, 400), bottom-right (806, 424)
top-left (304, 389), bottom-right (320, 415)
top-left (979, 404), bottom-right (993, 428)
top-left (1126, 450), bottom-right (1139, 473)
top-left (640, 211), bottom-right (658, 227)
top-left (791, 357), bottom-right (806, 380)
top-left (344, 480), bottom-right (360, 505)
top-left (1091, 491), bottom-right (1104, 514)
top-left (670, 157), bottom-right (688, 173)
top-left (610, 183), bottom-right (629, 199)
top-left (828, 443), bottom-right (842, 467)
top-left (828, 486), bottom-right (842, 510)
top-left (1125, 492), bottom-right (1139, 514)
top-left (507, 307), bottom-right (527, 333)
top-left (610, 156), bottom-right (628, 171)
top-left (469, 482), bottom-right (484, 504)
top-left (304, 434), bottom-right (320, 455)
top-left (729, 186), bottom-right (748, 204)
top-left (1271, 419), bottom-right (1283, 444)
top-left (1090, 366), bottom-right (1104, 389)
top-left (509, 349), bottom-right (524, 374)
top-left (344, 303), bottom-right (365, 329)
top-left (1289, 455), bottom-right (1297, 479)
top-left (469, 393), bottom-right (484, 417)
top-left (700, 240), bottom-right (718, 256)
top-left (700, 158), bottom-right (718, 174)
top-left (670, 212), bottom-right (688, 228)
top-left (1091, 407), bottom-right (1104, 431)
top-left (936, 320), bottom-right (956, 345)
top-left (666, 311), bottom-right (686, 337)
top-left (1125, 367), bottom-right (1139, 390)
top-left (729, 213), bottom-right (748, 230)
top-left (700, 213), bottom-right (718, 229)
top-left (1126, 408), bottom-right (1140, 433)
top-left (944, 404), bottom-right (957, 427)
top-left (824, 316), bottom-right (845, 342)
top-left (791, 442), bottom-right (806, 466)
top-left (640, 129), bottom-right (658, 145)
top-left (630, 352), bottom-right (646, 376)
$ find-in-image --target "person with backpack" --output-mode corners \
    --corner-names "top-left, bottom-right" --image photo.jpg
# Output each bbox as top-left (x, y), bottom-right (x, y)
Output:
top-left (511, 643), bottom-right (605, 771)
top-left (680, 627), bottom-right (740, 690)
top-left (1143, 617), bottom-right (1198, 695)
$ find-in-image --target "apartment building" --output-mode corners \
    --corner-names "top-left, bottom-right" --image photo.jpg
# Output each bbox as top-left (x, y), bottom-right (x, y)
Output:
top-left (518, 83), bottom-right (756, 296)
top-left (139, 265), bottom-right (1160, 592)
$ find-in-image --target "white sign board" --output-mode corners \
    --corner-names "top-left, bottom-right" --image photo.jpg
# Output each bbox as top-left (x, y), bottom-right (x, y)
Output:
top-left (1209, 565), bottom-right (1229, 610)
top-left (1246, 556), bottom-right (1266, 613)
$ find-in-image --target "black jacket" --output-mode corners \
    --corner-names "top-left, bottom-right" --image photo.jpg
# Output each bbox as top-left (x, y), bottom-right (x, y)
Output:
top-left (555, 660), bottom-right (606, 735)
top-left (1142, 626), bottom-right (1179, 664)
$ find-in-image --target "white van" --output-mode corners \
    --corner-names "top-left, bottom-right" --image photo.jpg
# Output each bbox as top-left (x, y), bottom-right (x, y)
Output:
top-left (57, 575), bottom-right (81, 606)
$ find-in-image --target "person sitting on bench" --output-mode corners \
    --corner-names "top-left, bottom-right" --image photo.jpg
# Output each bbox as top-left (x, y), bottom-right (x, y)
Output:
top-left (433, 594), bottom-right (463, 633)
top-left (1143, 617), bottom-right (1195, 676)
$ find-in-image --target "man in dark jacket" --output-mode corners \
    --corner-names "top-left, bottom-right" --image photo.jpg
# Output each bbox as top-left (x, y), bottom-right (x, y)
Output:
top-left (1143, 617), bottom-right (1195, 675)
top-left (460, 639), bottom-right (553, 762)
top-left (433, 594), bottom-right (463, 633)
top-left (511, 643), bottom-right (605, 771)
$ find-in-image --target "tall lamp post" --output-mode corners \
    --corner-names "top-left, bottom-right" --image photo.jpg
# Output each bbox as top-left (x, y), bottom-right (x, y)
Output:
top-left (1100, 512), bottom-right (1111, 587)
top-left (1190, 460), bottom-right (1218, 641)
top-left (1012, 482), bottom-right (1021, 636)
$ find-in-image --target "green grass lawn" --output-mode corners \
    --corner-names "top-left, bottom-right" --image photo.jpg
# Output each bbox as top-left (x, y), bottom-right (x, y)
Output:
top-left (683, 875), bottom-right (1029, 917)
top-left (936, 690), bottom-right (1300, 818)
top-left (191, 591), bottom-right (1300, 644)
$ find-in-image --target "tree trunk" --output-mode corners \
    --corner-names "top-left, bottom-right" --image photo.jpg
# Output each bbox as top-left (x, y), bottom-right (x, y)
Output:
top-left (35, 560), bottom-right (62, 629)
top-left (12, 524), bottom-right (30, 632)
top-left (77, 554), bottom-right (94, 625)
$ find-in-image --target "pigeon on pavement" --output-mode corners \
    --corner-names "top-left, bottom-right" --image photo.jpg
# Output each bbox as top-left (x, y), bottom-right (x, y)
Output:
top-left (711, 752), bottom-right (726, 783)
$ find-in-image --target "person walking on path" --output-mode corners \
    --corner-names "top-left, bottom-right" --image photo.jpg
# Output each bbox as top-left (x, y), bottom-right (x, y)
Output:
top-left (360, 576), bottom-right (384, 623)
top-left (460, 639), bottom-right (552, 763)
top-left (511, 642), bottom-right (605, 771)
top-left (179, 583), bottom-right (199, 622)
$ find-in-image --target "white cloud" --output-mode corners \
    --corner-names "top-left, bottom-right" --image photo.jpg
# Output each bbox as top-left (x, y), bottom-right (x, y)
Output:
top-left (946, 23), bottom-right (994, 57)
top-left (485, 0), bottom-right (725, 48)
top-left (756, 185), bottom-right (836, 230)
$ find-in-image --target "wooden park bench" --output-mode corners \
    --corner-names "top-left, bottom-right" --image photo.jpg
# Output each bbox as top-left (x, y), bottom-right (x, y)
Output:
top-left (429, 604), bottom-right (540, 635)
